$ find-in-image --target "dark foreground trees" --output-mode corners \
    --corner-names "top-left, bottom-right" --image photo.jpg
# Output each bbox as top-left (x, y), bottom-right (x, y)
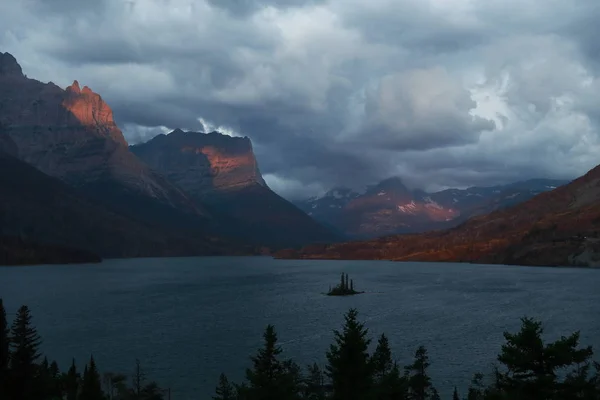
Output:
top-left (0, 297), bottom-right (598, 400)
top-left (216, 309), bottom-right (600, 400)
top-left (0, 299), bottom-right (166, 400)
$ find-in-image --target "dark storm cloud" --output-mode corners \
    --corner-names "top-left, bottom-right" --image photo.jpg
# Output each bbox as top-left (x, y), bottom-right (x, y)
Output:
top-left (2, 0), bottom-right (600, 199)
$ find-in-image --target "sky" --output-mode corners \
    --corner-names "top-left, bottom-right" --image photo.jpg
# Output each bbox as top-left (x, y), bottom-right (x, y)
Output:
top-left (1, 0), bottom-right (600, 200)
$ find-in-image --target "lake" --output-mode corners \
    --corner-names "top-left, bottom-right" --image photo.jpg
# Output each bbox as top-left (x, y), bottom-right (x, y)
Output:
top-left (1, 257), bottom-right (599, 399)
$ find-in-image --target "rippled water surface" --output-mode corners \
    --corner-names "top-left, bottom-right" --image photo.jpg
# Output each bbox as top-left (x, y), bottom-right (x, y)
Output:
top-left (1, 257), bottom-right (599, 399)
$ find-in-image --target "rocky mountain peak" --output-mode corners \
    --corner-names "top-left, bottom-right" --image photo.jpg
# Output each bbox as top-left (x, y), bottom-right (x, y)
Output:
top-left (0, 52), bottom-right (23, 77)
top-left (131, 129), bottom-right (267, 197)
top-left (62, 80), bottom-right (127, 146)
top-left (67, 80), bottom-right (81, 93)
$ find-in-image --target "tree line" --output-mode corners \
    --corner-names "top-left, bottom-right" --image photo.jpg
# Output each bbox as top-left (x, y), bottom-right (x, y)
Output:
top-left (214, 308), bottom-right (600, 400)
top-left (0, 299), bottom-right (166, 400)
top-left (1, 298), bottom-right (599, 399)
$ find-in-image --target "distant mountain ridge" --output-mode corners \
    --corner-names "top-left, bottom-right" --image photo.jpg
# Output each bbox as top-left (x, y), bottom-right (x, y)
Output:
top-left (279, 166), bottom-right (600, 267)
top-left (294, 177), bottom-right (569, 238)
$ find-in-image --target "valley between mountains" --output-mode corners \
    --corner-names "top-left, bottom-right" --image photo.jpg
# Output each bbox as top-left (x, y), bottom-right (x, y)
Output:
top-left (1, 51), bottom-right (597, 267)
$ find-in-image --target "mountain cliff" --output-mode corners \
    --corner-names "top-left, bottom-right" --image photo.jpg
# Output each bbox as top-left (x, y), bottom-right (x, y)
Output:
top-left (131, 129), bottom-right (338, 248)
top-left (295, 177), bottom-right (567, 239)
top-left (280, 166), bottom-right (600, 267)
top-left (0, 52), bottom-right (209, 234)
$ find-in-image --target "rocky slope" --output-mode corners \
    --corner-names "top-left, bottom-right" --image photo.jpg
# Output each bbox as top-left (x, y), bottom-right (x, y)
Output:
top-left (279, 165), bottom-right (600, 267)
top-left (131, 129), bottom-right (338, 248)
top-left (0, 150), bottom-right (243, 258)
top-left (295, 177), bottom-right (568, 238)
top-left (0, 52), bottom-right (210, 235)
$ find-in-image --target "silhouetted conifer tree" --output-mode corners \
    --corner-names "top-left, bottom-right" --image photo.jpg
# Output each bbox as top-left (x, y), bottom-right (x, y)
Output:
top-left (345, 274), bottom-right (349, 291)
top-left (372, 334), bottom-right (394, 382)
top-left (371, 334), bottom-right (407, 399)
top-left (214, 373), bottom-right (236, 400)
top-left (36, 356), bottom-right (52, 398)
top-left (466, 373), bottom-right (485, 400)
top-left (405, 346), bottom-right (435, 400)
top-left (64, 359), bottom-right (80, 400)
top-left (350, 279), bottom-right (354, 292)
top-left (0, 299), bottom-right (8, 399)
top-left (326, 308), bottom-right (372, 400)
top-left (303, 363), bottom-right (326, 400)
top-left (453, 386), bottom-right (460, 400)
top-left (245, 324), bottom-right (300, 400)
top-left (80, 355), bottom-right (104, 400)
top-left (8, 305), bottom-right (42, 400)
top-left (494, 317), bottom-right (595, 400)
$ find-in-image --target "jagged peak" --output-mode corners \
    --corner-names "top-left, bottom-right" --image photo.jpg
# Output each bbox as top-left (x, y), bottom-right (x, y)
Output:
top-left (67, 80), bottom-right (81, 93)
top-left (0, 52), bottom-right (23, 77)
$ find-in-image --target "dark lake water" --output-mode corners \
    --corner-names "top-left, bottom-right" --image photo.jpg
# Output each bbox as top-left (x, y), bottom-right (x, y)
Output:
top-left (1, 257), bottom-right (600, 399)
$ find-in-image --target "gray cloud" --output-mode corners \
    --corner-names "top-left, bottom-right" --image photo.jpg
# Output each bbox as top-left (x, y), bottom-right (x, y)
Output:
top-left (2, 0), bottom-right (600, 200)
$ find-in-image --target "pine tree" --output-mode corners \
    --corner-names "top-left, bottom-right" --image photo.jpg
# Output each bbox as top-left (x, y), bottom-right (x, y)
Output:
top-left (36, 356), bottom-right (52, 399)
top-left (64, 359), bottom-right (80, 400)
top-left (453, 386), bottom-right (460, 400)
top-left (466, 373), bottom-right (485, 400)
top-left (350, 279), bottom-right (354, 292)
top-left (0, 299), bottom-right (8, 399)
top-left (47, 360), bottom-right (62, 398)
top-left (214, 373), bottom-right (236, 400)
top-left (405, 346), bottom-right (435, 400)
top-left (345, 274), bottom-right (349, 291)
top-left (245, 324), bottom-right (300, 400)
top-left (303, 363), bottom-right (326, 400)
top-left (372, 334), bottom-right (394, 383)
top-left (8, 305), bottom-right (42, 400)
top-left (371, 334), bottom-right (407, 399)
top-left (340, 273), bottom-right (345, 291)
top-left (430, 388), bottom-right (441, 400)
top-left (326, 308), bottom-right (373, 400)
top-left (80, 355), bottom-right (104, 400)
top-left (494, 317), bottom-right (595, 400)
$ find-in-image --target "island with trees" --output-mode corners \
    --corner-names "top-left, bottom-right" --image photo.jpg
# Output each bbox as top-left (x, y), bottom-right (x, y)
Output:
top-left (327, 272), bottom-right (364, 296)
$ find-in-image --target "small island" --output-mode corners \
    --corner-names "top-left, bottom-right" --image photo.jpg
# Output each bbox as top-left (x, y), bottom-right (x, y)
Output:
top-left (326, 272), bottom-right (364, 296)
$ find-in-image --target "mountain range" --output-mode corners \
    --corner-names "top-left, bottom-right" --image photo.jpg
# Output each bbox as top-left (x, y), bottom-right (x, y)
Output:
top-left (279, 163), bottom-right (600, 267)
top-left (0, 51), bottom-right (335, 262)
top-left (2, 50), bottom-right (594, 267)
top-left (294, 177), bottom-right (568, 239)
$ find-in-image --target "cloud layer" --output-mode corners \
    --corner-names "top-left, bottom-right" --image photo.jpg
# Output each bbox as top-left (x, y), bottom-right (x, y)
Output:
top-left (2, 0), bottom-right (600, 198)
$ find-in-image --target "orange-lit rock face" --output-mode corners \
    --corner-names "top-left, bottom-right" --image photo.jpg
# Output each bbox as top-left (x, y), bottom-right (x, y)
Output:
top-left (188, 144), bottom-right (265, 191)
top-left (62, 81), bottom-right (127, 146)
